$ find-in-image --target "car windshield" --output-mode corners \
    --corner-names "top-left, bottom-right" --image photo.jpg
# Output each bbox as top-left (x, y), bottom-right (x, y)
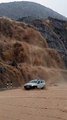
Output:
top-left (29, 80), bottom-right (37, 83)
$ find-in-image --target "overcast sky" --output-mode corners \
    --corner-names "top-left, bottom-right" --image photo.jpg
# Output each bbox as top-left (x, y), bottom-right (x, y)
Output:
top-left (0, 0), bottom-right (67, 17)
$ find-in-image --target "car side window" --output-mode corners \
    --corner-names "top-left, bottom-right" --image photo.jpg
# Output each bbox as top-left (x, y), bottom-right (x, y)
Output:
top-left (37, 81), bottom-right (41, 84)
top-left (41, 81), bottom-right (43, 83)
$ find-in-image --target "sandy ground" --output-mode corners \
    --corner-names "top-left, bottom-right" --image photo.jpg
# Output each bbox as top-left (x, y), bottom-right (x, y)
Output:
top-left (0, 84), bottom-right (67, 120)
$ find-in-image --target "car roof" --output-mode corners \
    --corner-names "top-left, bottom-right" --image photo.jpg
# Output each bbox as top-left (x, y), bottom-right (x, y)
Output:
top-left (30, 79), bottom-right (45, 82)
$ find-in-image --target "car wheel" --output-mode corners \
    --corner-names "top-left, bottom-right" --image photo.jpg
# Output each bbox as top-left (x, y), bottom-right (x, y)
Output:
top-left (42, 85), bottom-right (47, 89)
top-left (41, 86), bottom-right (45, 89)
top-left (24, 86), bottom-right (31, 90)
top-left (34, 86), bottom-right (37, 89)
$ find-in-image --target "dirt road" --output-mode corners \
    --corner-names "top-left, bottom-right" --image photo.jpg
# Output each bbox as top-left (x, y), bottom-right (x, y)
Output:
top-left (0, 84), bottom-right (67, 120)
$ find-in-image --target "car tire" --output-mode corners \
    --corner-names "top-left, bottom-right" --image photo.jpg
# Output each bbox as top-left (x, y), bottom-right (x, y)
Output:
top-left (41, 86), bottom-right (46, 89)
top-left (24, 86), bottom-right (31, 90)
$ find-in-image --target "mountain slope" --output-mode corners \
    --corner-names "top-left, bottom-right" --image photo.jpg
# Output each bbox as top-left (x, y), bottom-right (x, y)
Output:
top-left (0, 17), bottom-right (67, 88)
top-left (0, 1), bottom-right (67, 21)
top-left (18, 17), bottom-right (67, 67)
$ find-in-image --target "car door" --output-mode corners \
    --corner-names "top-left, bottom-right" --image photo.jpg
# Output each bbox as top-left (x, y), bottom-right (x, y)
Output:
top-left (37, 80), bottom-right (42, 88)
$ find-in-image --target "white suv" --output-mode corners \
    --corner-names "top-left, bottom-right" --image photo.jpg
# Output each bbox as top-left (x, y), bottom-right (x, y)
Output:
top-left (24, 79), bottom-right (46, 90)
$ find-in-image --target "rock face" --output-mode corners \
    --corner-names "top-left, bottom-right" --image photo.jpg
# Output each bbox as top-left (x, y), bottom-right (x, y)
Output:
top-left (19, 17), bottom-right (67, 67)
top-left (0, 1), bottom-right (67, 20)
top-left (0, 17), bottom-right (67, 88)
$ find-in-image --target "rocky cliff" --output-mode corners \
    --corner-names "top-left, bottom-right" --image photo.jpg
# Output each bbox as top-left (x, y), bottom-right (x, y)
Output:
top-left (19, 17), bottom-right (67, 67)
top-left (0, 17), bottom-right (67, 88)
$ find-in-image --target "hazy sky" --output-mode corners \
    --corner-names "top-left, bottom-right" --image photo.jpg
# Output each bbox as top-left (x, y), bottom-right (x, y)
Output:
top-left (0, 0), bottom-right (67, 17)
